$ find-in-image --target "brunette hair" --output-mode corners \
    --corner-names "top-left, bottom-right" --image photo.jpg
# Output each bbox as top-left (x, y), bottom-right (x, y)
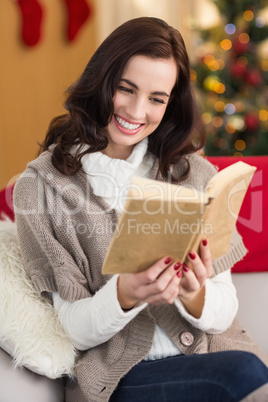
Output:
top-left (40, 17), bottom-right (205, 180)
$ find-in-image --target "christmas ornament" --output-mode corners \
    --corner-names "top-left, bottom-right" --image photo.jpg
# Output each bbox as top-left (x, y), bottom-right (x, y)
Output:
top-left (244, 112), bottom-right (259, 131)
top-left (63, 0), bottom-right (92, 42)
top-left (230, 62), bottom-right (247, 78)
top-left (15, 0), bottom-right (44, 47)
top-left (233, 38), bottom-right (250, 54)
top-left (245, 69), bottom-right (263, 87)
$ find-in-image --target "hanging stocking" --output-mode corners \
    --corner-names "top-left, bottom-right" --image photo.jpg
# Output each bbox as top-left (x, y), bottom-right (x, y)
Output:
top-left (15, 0), bottom-right (44, 47)
top-left (63, 0), bottom-right (92, 42)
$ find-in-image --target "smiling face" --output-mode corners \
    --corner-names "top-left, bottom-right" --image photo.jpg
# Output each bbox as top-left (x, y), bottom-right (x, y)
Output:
top-left (104, 55), bottom-right (178, 159)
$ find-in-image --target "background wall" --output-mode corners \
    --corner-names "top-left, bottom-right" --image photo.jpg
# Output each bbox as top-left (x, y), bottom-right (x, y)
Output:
top-left (0, 0), bottom-right (217, 189)
top-left (0, 0), bottom-right (97, 189)
top-left (95, 0), bottom-right (200, 59)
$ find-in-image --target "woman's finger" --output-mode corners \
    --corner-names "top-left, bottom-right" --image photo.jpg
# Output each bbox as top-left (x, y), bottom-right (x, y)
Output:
top-left (187, 251), bottom-right (208, 287)
top-left (199, 239), bottom-right (213, 278)
top-left (144, 273), bottom-right (181, 305)
top-left (142, 260), bottom-right (182, 296)
top-left (180, 263), bottom-right (201, 291)
top-left (137, 256), bottom-right (174, 285)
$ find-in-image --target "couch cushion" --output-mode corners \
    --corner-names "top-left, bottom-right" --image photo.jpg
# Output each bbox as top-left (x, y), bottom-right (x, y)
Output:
top-left (207, 156), bottom-right (268, 273)
top-left (232, 273), bottom-right (268, 354)
top-left (0, 348), bottom-right (64, 402)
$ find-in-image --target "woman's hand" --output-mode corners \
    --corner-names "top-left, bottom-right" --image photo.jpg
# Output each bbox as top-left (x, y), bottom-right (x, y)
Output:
top-left (117, 256), bottom-right (182, 310)
top-left (177, 239), bottom-right (213, 318)
top-left (117, 239), bottom-right (213, 318)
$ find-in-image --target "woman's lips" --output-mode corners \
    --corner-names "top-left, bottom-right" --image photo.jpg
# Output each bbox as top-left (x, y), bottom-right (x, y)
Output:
top-left (114, 114), bottom-right (144, 135)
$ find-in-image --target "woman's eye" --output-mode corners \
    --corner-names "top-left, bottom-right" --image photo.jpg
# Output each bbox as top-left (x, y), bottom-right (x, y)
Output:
top-left (151, 98), bottom-right (165, 104)
top-left (118, 86), bottom-right (133, 94)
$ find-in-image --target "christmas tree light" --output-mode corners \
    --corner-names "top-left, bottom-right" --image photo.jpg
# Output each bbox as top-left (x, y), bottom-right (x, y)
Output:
top-left (192, 0), bottom-right (268, 156)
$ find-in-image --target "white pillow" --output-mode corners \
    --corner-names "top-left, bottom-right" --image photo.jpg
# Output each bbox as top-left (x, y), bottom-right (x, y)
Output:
top-left (0, 219), bottom-right (76, 379)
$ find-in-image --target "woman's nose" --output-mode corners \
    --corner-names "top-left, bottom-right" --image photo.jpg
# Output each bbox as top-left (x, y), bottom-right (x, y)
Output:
top-left (126, 96), bottom-right (146, 121)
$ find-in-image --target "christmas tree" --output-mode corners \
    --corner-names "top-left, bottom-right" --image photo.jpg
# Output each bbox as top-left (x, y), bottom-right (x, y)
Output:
top-left (192, 0), bottom-right (268, 156)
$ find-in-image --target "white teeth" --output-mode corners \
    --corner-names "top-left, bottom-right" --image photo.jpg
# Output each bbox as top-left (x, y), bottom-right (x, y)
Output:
top-left (116, 115), bottom-right (141, 130)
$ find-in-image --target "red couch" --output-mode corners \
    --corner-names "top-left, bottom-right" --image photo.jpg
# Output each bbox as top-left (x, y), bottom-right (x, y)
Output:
top-left (207, 156), bottom-right (268, 273)
top-left (0, 185), bottom-right (14, 221)
top-left (206, 156), bottom-right (268, 356)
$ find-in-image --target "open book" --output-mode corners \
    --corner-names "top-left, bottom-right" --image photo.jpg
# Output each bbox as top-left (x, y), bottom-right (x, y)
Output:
top-left (102, 161), bottom-right (256, 275)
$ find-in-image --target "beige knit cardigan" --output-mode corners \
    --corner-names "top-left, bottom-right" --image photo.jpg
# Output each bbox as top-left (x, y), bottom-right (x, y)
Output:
top-left (13, 151), bottom-right (268, 402)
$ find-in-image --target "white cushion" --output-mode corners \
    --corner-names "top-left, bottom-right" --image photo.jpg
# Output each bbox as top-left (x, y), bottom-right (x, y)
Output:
top-left (0, 219), bottom-right (76, 379)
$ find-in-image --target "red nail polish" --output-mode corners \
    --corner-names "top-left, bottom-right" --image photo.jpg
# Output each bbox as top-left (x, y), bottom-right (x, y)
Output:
top-left (164, 257), bottom-right (172, 264)
top-left (174, 262), bottom-right (182, 270)
top-left (183, 264), bottom-right (189, 272)
top-left (177, 270), bottom-right (182, 278)
top-left (202, 239), bottom-right (208, 246)
top-left (188, 252), bottom-right (196, 260)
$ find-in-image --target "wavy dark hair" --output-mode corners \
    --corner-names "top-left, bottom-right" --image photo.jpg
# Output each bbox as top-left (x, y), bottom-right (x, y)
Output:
top-left (40, 17), bottom-right (205, 180)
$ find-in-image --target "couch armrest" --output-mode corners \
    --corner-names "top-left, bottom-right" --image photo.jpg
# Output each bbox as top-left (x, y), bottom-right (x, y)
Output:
top-left (232, 272), bottom-right (268, 355)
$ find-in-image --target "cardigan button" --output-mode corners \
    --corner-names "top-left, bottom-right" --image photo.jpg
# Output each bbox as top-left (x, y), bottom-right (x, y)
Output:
top-left (180, 332), bottom-right (194, 347)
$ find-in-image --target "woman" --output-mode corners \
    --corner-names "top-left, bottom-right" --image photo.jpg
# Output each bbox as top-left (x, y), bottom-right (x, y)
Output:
top-left (14, 17), bottom-right (268, 402)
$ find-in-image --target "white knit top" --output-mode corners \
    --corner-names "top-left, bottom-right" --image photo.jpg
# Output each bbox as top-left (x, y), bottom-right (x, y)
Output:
top-left (52, 139), bottom-right (238, 359)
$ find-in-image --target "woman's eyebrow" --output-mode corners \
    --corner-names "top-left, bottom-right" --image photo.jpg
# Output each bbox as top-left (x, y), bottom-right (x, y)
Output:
top-left (120, 78), bottom-right (170, 97)
top-left (120, 78), bottom-right (138, 90)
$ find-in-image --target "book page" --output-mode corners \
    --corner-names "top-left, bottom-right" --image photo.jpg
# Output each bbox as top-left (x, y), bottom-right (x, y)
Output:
top-left (102, 179), bottom-right (207, 274)
top-left (199, 162), bottom-right (256, 259)
top-left (205, 161), bottom-right (256, 199)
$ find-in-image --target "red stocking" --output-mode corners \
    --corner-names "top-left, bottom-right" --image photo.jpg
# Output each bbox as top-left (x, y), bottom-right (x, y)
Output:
top-left (63, 0), bottom-right (92, 42)
top-left (15, 0), bottom-right (44, 47)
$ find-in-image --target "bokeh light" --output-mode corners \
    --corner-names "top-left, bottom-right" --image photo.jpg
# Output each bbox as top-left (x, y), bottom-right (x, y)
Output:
top-left (214, 101), bottom-right (225, 112)
top-left (220, 39), bottom-right (232, 50)
top-left (256, 17), bottom-right (265, 28)
top-left (214, 83), bottom-right (225, 94)
top-left (202, 112), bottom-right (212, 124)
top-left (234, 102), bottom-right (245, 113)
top-left (224, 23), bottom-right (236, 35)
top-left (261, 61), bottom-right (268, 71)
top-left (217, 59), bottom-right (225, 69)
top-left (204, 55), bottom-right (215, 65)
top-left (243, 10), bottom-right (254, 21)
top-left (229, 115), bottom-right (245, 131)
top-left (215, 138), bottom-right (228, 149)
top-left (239, 33), bottom-right (250, 44)
top-left (190, 69), bottom-right (197, 83)
top-left (212, 116), bottom-right (224, 127)
top-left (225, 123), bottom-right (236, 134)
top-left (225, 103), bottom-right (236, 115)
top-left (259, 110), bottom-right (268, 121)
top-left (203, 76), bottom-right (219, 91)
top-left (235, 139), bottom-right (246, 151)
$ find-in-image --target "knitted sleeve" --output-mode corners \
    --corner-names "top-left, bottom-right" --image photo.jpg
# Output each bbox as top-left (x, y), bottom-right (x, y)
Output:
top-left (13, 167), bottom-right (91, 302)
top-left (51, 276), bottom-right (147, 351)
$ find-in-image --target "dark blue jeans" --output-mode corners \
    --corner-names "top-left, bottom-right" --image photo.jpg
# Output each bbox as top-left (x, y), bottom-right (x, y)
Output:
top-left (109, 351), bottom-right (268, 401)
